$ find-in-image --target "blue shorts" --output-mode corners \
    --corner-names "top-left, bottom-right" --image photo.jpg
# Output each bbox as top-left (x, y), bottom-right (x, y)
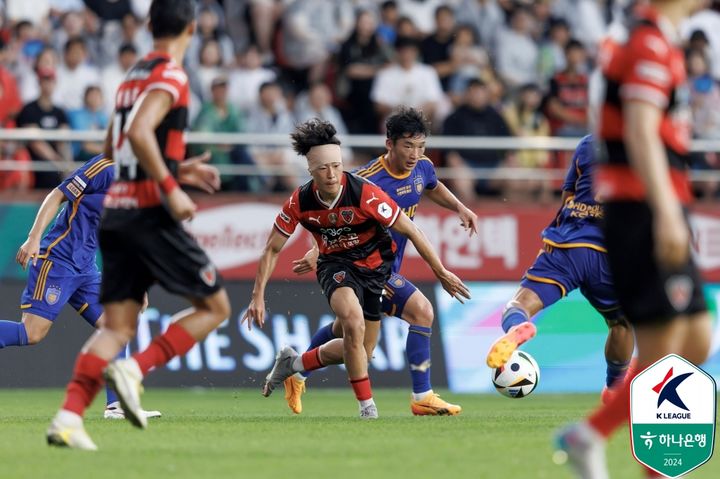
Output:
top-left (520, 244), bottom-right (623, 322)
top-left (20, 258), bottom-right (103, 325)
top-left (382, 272), bottom-right (419, 318)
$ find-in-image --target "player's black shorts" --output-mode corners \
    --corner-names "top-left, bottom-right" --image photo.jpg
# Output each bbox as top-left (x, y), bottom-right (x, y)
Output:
top-left (603, 201), bottom-right (706, 325)
top-left (316, 257), bottom-right (392, 321)
top-left (99, 206), bottom-right (223, 304)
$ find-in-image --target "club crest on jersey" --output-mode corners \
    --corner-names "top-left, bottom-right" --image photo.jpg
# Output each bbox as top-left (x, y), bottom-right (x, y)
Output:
top-left (341, 210), bottom-right (354, 224)
top-left (328, 212), bottom-right (338, 224)
top-left (665, 275), bottom-right (693, 312)
top-left (200, 264), bottom-right (217, 287)
top-left (333, 271), bottom-right (346, 283)
top-left (45, 286), bottom-right (61, 305)
top-left (414, 176), bottom-right (424, 194)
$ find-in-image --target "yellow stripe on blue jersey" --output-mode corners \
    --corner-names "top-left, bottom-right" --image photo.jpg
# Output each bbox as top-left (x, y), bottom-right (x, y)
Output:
top-left (38, 195), bottom-right (84, 260)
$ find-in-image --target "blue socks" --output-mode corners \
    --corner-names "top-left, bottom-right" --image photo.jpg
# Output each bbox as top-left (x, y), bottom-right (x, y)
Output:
top-left (606, 359), bottom-right (630, 388)
top-left (106, 346), bottom-right (129, 406)
top-left (407, 325), bottom-right (432, 394)
top-left (501, 307), bottom-right (529, 333)
top-left (301, 323), bottom-right (336, 379)
top-left (0, 321), bottom-right (29, 348)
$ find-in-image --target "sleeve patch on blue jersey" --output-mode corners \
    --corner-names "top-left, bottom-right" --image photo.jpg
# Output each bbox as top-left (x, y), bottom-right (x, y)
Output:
top-left (66, 180), bottom-right (83, 198)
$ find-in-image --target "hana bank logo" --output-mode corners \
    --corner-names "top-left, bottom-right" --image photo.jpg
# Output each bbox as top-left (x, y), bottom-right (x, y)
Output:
top-left (652, 367), bottom-right (693, 419)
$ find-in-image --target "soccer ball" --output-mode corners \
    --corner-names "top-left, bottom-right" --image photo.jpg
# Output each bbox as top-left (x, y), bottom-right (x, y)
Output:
top-left (491, 350), bottom-right (540, 398)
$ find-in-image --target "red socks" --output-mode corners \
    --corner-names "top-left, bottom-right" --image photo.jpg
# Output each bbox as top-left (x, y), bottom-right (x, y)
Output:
top-left (133, 323), bottom-right (196, 375)
top-left (588, 369), bottom-right (639, 438)
top-left (62, 353), bottom-right (108, 416)
top-left (350, 376), bottom-right (373, 401)
top-left (301, 347), bottom-right (324, 372)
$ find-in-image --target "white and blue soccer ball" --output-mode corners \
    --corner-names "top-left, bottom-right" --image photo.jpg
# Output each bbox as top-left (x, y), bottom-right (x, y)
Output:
top-left (491, 350), bottom-right (540, 398)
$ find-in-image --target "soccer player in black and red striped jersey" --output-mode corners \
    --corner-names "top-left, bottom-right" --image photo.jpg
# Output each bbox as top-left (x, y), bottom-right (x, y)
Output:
top-left (47, 0), bottom-right (231, 450)
top-left (555, 1), bottom-right (712, 477)
top-left (242, 119), bottom-right (470, 419)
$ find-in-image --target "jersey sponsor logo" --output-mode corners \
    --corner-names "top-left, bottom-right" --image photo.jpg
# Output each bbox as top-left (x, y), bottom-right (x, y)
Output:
top-left (66, 182), bottom-right (82, 198)
top-left (320, 226), bottom-right (352, 237)
top-left (365, 192), bottom-right (379, 204)
top-left (378, 202), bottom-right (393, 219)
top-left (665, 274), bottom-right (693, 312)
top-left (341, 210), bottom-right (354, 224)
top-left (308, 215), bottom-right (321, 224)
top-left (200, 264), bottom-right (217, 287)
top-left (45, 286), bottom-right (61, 305)
top-left (328, 212), bottom-right (338, 224)
top-left (333, 271), bottom-right (346, 283)
top-left (279, 211), bottom-right (291, 223)
top-left (414, 176), bottom-right (424, 194)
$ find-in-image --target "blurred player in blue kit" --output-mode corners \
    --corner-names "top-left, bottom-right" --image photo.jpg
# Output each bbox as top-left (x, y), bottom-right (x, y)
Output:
top-left (289, 107), bottom-right (478, 415)
top-left (0, 154), bottom-right (161, 419)
top-left (485, 135), bottom-right (635, 401)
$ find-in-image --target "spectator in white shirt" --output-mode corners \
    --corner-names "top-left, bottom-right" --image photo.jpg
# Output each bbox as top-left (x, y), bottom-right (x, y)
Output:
top-left (100, 43), bottom-right (138, 116)
top-left (55, 37), bottom-right (101, 111)
top-left (370, 36), bottom-right (444, 122)
top-left (227, 44), bottom-right (276, 114)
top-left (496, 6), bottom-right (539, 89)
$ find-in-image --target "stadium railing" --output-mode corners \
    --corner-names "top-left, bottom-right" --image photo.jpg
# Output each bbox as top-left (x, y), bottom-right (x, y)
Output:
top-left (1, 128), bottom-right (719, 181)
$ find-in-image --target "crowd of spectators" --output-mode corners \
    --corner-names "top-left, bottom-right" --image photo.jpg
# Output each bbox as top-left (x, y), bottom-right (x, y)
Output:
top-left (0, 0), bottom-right (718, 200)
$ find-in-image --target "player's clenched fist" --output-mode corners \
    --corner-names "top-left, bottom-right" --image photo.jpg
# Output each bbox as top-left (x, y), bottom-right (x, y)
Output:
top-left (16, 236), bottom-right (40, 269)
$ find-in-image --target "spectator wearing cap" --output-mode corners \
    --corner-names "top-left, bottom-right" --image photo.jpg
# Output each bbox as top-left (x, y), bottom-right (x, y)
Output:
top-left (192, 75), bottom-right (250, 191)
top-left (442, 78), bottom-right (512, 201)
top-left (16, 66), bottom-right (71, 189)
top-left (55, 36), bottom-right (101, 111)
top-left (546, 39), bottom-right (588, 137)
top-left (370, 36), bottom-right (443, 122)
top-left (100, 43), bottom-right (138, 116)
top-left (67, 85), bottom-right (108, 161)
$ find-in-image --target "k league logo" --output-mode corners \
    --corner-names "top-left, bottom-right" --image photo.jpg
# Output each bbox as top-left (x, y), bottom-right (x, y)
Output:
top-left (630, 354), bottom-right (716, 478)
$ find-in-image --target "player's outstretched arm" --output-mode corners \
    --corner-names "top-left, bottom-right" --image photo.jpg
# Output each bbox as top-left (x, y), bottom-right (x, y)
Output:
top-left (624, 100), bottom-right (688, 268)
top-left (391, 212), bottom-right (471, 303)
top-left (242, 228), bottom-right (290, 330)
top-left (424, 182), bottom-right (478, 236)
top-left (16, 188), bottom-right (66, 269)
top-left (125, 90), bottom-right (196, 220)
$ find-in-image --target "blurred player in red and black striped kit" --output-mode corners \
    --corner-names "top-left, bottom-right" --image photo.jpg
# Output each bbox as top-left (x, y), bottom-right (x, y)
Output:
top-left (242, 119), bottom-right (470, 419)
top-left (47, 0), bottom-right (231, 450)
top-left (555, 1), bottom-right (712, 478)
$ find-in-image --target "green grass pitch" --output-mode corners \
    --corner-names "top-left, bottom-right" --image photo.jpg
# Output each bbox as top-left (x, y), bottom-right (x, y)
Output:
top-left (0, 389), bottom-right (717, 479)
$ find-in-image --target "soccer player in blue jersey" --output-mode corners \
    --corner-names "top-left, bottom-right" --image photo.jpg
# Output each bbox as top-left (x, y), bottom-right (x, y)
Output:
top-left (485, 135), bottom-right (635, 401)
top-left (288, 107), bottom-right (478, 415)
top-left (0, 154), bottom-right (160, 419)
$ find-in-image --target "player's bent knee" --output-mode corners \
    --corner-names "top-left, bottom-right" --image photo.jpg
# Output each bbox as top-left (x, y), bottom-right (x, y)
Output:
top-left (404, 294), bottom-right (434, 327)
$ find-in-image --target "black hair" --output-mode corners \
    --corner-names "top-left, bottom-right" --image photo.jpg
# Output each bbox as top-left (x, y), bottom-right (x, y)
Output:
top-left (565, 39), bottom-right (584, 53)
top-left (258, 80), bottom-right (280, 93)
top-left (385, 107), bottom-right (430, 142)
top-left (291, 119), bottom-right (341, 156)
top-left (119, 43), bottom-right (138, 55)
top-left (149, 0), bottom-right (195, 40)
top-left (381, 1), bottom-right (397, 10)
top-left (435, 5), bottom-right (454, 18)
top-left (394, 35), bottom-right (420, 50)
top-left (467, 78), bottom-right (487, 89)
top-left (64, 36), bottom-right (86, 53)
